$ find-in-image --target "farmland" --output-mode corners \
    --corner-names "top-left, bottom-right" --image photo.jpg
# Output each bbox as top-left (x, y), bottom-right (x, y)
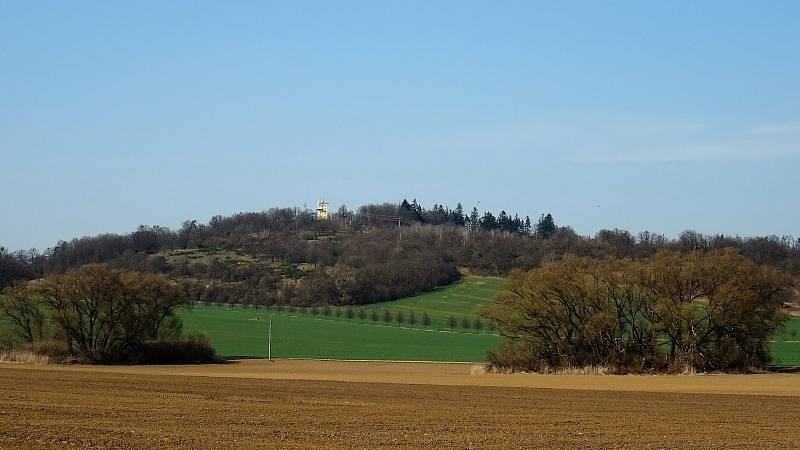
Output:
top-left (1, 360), bottom-right (799, 448)
top-left (180, 308), bottom-right (500, 361)
top-left (179, 276), bottom-right (504, 361)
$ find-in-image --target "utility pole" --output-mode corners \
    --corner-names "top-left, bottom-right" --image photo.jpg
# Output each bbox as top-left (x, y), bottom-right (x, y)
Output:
top-left (267, 315), bottom-right (272, 361)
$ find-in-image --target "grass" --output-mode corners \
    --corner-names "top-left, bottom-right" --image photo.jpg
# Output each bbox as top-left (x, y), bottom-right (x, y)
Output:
top-left (180, 307), bottom-right (501, 361)
top-left (359, 276), bottom-right (505, 322)
top-left (180, 275), bottom-right (506, 361)
top-left (771, 316), bottom-right (800, 367)
top-left (157, 248), bottom-right (257, 266)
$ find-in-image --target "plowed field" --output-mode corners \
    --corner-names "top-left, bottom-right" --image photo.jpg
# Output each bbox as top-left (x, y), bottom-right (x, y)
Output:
top-left (1, 361), bottom-right (799, 449)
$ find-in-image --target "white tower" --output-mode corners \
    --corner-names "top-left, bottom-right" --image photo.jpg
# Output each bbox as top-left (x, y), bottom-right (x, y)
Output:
top-left (315, 200), bottom-right (329, 220)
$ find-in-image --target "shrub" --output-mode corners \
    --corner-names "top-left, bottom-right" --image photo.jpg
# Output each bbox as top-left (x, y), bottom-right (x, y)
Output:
top-left (0, 340), bottom-right (72, 364)
top-left (134, 334), bottom-right (218, 364)
top-left (482, 250), bottom-right (794, 373)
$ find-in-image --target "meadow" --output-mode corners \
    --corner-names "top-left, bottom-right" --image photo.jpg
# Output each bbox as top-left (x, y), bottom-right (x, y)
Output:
top-left (180, 276), bottom-right (504, 361)
top-left (772, 315), bottom-right (800, 367)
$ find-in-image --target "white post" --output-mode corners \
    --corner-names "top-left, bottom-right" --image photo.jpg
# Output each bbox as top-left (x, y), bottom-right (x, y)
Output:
top-left (268, 315), bottom-right (272, 361)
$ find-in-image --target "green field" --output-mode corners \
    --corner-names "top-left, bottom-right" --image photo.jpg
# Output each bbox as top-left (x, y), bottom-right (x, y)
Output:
top-left (180, 276), bottom-right (505, 361)
top-left (180, 308), bottom-right (500, 361)
top-left (772, 316), bottom-right (800, 366)
top-left (360, 276), bottom-right (505, 321)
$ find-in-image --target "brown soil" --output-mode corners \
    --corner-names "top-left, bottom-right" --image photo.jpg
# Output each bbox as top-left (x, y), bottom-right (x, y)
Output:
top-left (1, 360), bottom-right (799, 448)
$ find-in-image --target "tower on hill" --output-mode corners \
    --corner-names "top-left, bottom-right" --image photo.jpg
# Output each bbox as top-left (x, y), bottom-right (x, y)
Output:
top-left (315, 200), bottom-right (329, 220)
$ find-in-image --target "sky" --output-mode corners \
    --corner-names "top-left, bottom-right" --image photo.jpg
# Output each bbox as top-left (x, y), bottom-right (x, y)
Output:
top-left (2, 1), bottom-right (799, 251)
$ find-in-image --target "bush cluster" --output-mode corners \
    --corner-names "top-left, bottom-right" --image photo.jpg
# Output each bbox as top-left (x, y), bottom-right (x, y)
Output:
top-left (482, 249), bottom-right (795, 373)
top-left (1, 265), bottom-right (217, 364)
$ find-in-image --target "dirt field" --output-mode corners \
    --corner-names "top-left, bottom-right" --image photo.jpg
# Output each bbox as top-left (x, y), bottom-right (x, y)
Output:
top-left (2, 361), bottom-right (800, 449)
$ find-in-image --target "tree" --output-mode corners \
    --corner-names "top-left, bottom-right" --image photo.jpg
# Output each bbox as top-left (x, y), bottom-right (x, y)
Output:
top-left (447, 315), bottom-right (457, 330)
top-left (461, 317), bottom-right (471, 330)
top-left (0, 248), bottom-right (34, 289)
top-left (396, 310), bottom-right (405, 325)
top-left (451, 203), bottom-right (465, 226)
top-left (0, 283), bottom-right (45, 342)
top-left (481, 250), bottom-right (794, 373)
top-left (370, 309), bottom-right (378, 323)
top-left (498, 211), bottom-right (509, 231)
top-left (358, 308), bottom-right (367, 321)
top-left (33, 264), bottom-right (188, 362)
top-left (382, 309), bottom-right (391, 323)
top-left (346, 307), bottom-right (355, 320)
top-left (536, 213), bottom-right (556, 238)
top-left (422, 312), bottom-right (432, 329)
top-left (473, 318), bottom-right (483, 333)
top-left (480, 212), bottom-right (497, 231)
top-left (408, 310), bottom-right (417, 327)
top-left (469, 207), bottom-right (480, 231)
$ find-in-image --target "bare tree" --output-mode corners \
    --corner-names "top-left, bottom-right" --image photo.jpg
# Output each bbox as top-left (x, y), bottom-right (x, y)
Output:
top-left (0, 283), bottom-right (45, 342)
top-left (422, 312), bottom-right (432, 329)
top-left (34, 264), bottom-right (188, 362)
top-left (447, 315), bottom-right (457, 330)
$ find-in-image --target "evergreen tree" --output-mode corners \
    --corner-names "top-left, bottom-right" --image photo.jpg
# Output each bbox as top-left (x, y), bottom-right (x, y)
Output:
top-left (410, 199), bottom-right (423, 221)
top-left (498, 210), bottom-right (509, 231)
top-left (480, 212), bottom-right (497, 231)
top-left (512, 214), bottom-right (522, 233)
top-left (536, 213), bottom-right (557, 238)
top-left (452, 203), bottom-right (465, 226)
top-left (469, 207), bottom-right (480, 230)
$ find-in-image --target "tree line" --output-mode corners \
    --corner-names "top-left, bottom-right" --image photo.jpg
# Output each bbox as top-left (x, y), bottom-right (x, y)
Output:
top-left (2, 200), bottom-right (799, 311)
top-left (199, 301), bottom-right (493, 334)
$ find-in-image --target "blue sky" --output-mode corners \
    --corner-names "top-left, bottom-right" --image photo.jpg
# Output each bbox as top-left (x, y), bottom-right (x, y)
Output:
top-left (2, 1), bottom-right (799, 250)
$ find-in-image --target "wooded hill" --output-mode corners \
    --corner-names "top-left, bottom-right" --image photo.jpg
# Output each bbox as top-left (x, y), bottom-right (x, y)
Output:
top-left (2, 199), bottom-right (799, 308)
